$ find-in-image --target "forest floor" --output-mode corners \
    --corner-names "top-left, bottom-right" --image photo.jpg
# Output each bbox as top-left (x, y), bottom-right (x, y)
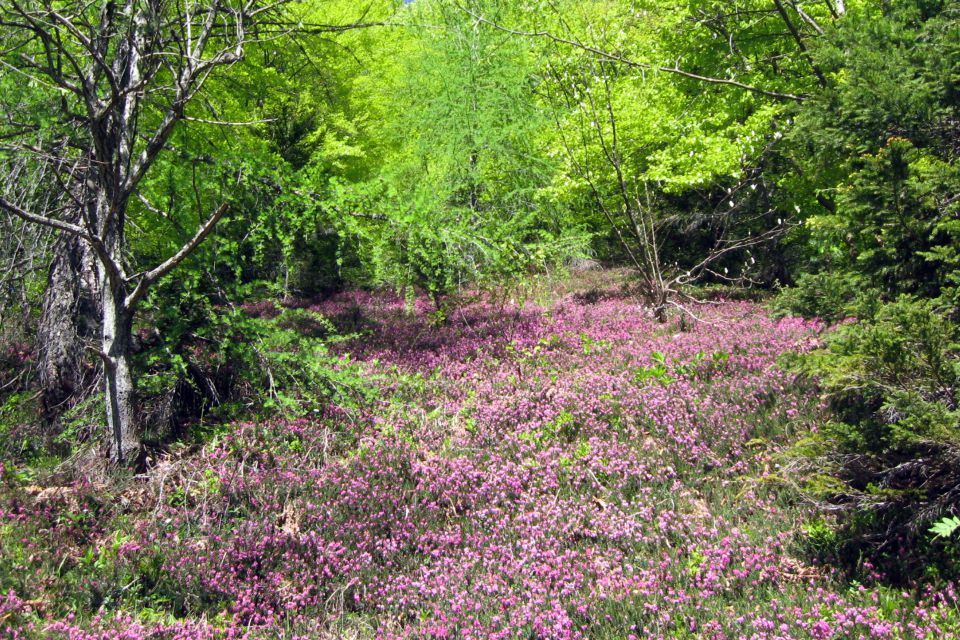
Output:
top-left (2, 272), bottom-right (959, 639)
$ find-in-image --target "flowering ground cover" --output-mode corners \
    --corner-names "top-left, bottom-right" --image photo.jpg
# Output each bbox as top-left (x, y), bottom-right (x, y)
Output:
top-left (2, 276), bottom-right (958, 639)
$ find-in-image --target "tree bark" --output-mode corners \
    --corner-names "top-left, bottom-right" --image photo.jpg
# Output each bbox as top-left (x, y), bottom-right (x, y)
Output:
top-left (37, 230), bottom-right (100, 420)
top-left (100, 276), bottom-right (139, 466)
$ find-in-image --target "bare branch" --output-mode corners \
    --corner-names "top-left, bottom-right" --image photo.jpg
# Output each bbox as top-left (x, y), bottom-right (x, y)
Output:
top-left (184, 115), bottom-right (277, 126)
top-left (773, 0), bottom-right (827, 87)
top-left (460, 7), bottom-right (807, 103)
top-left (47, 8), bottom-right (118, 94)
top-left (672, 221), bottom-right (791, 287)
top-left (0, 196), bottom-right (91, 239)
top-left (792, 2), bottom-right (826, 35)
top-left (124, 202), bottom-right (229, 309)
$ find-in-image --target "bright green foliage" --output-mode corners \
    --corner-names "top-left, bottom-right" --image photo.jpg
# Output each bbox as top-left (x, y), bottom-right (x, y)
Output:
top-left (244, 1), bottom-right (403, 296)
top-left (531, 0), bottom-right (827, 299)
top-left (317, 0), bottom-right (586, 308)
top-left (930, 515), bottom-right (960, 539)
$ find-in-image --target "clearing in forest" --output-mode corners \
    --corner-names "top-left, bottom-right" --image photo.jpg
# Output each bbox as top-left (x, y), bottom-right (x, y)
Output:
top-left (2, 277), bottom-right (957, 639)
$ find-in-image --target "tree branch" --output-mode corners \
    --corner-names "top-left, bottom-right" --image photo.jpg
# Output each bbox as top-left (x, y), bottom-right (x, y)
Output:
top-left (791, 2), bottom-right (826, 35)
top-left (124, 202), bottom-right (229, 309)
top-left (0, 196), bottom-right (91, 239)
top-left (773, 0), bottom-right (828, 88)
top-left (460, 8), bottom-right (807, 103)
top-left (183, 115), bottom-right (277, 126)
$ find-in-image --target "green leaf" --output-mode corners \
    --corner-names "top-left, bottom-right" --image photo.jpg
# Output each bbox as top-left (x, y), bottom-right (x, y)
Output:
top-left (930, 516), bottom-right (960, 539)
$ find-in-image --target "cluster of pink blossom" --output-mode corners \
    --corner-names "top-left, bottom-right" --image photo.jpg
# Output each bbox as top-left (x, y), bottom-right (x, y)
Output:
top-left (1, 590), bottom-right (36, 639)
top-left (4, 286), bottom-right (959, 638)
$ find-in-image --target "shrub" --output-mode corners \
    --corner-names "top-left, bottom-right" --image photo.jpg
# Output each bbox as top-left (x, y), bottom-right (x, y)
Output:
top-left (789, 296), bottom-right (960, 581)
top-left (772, 271), bottom-right (876, 324)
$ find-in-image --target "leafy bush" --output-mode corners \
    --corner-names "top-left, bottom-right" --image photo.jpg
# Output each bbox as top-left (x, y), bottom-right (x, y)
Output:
top-left (774, 1), bottom-right (960, 584)
top-left (215, 304), bottom-right (375, 416)
top-left (789, 296), bottom-right (960, 581)
top-left (129, 276), bottom-right (375, 449)
top-left (772, 271), bottom-right (876, 324)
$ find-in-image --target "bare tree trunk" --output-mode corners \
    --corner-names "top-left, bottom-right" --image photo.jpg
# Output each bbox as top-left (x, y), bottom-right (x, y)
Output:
top-left (37, 232), bottom-right (100, 419)
top-left (101, 277), bottom-right (138, 466)
top-left (0, 0), bottom-right (283, 469)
